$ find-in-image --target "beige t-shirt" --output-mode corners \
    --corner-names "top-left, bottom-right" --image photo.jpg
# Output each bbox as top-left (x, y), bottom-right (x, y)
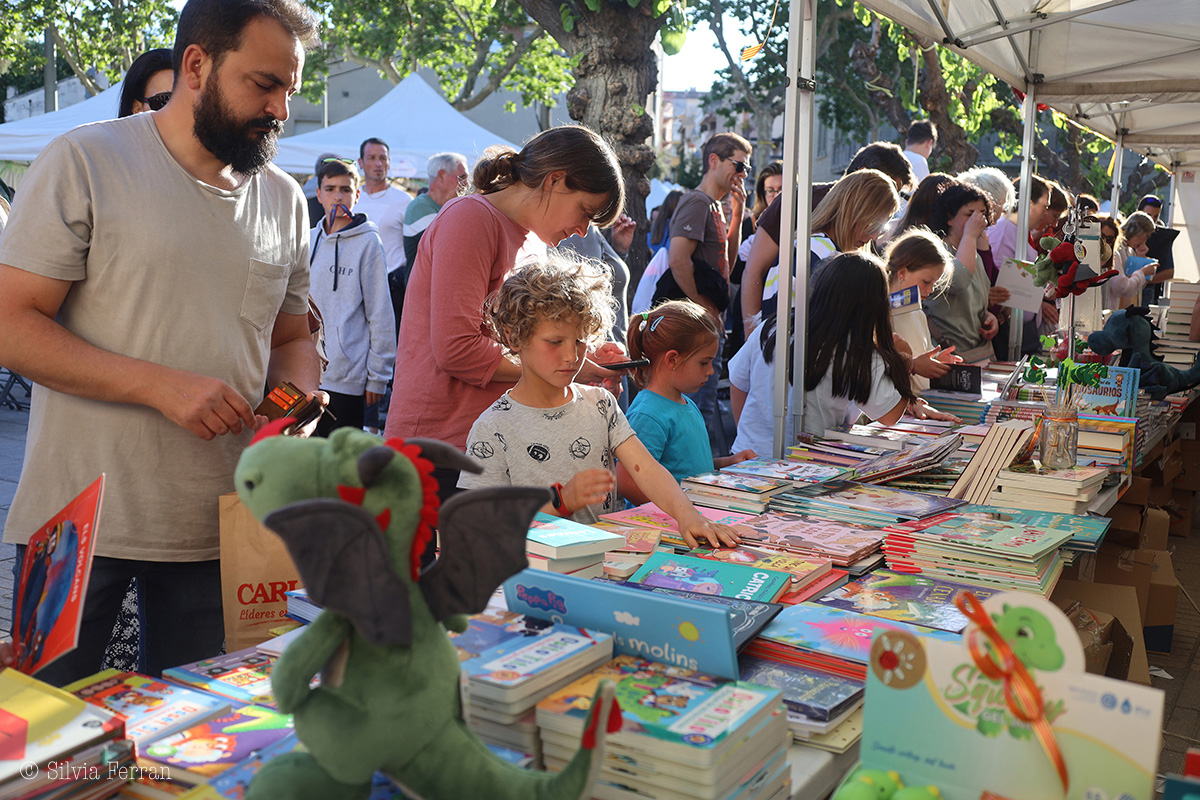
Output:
top-left (0, 114), bottom-right (310, 560)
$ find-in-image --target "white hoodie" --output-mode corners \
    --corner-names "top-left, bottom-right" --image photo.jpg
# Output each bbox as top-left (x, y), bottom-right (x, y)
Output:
top-left (309, 214), bottom-right (395, 396)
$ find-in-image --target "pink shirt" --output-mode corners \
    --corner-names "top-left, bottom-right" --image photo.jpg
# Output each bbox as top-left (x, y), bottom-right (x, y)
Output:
top-left (384, 194), bottom-right (535, 448)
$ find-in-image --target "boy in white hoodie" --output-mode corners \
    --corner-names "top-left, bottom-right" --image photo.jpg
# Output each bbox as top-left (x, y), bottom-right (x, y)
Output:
top-left (310, 158), bottom-right (396, 435)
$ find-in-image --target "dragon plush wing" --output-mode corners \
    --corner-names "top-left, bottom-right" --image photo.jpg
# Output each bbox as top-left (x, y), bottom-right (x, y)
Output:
top-left (263, 499), bottom-right (413, 648)
top-left (418, 487), bottom-right (550, 623)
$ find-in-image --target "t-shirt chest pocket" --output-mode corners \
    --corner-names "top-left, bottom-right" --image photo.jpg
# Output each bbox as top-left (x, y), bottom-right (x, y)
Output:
top-left (240, 258), bottom-right (289, 331)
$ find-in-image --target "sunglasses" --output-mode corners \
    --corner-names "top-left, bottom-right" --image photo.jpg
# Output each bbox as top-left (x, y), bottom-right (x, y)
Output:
top-left (322, 157), bottom-right (356, 166)
top-left (720, 155), bottom-right (748, 174)
top-left (140, 92), bottom-right (171, 111)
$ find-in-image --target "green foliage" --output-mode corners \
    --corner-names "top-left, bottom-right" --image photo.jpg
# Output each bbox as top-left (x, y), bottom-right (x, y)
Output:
top-left (0, 0), bottom-right (177, 95)
top-left (306, 0), bottom-right (573, 110)
top-left (676, 153), bottom-right (703, 189)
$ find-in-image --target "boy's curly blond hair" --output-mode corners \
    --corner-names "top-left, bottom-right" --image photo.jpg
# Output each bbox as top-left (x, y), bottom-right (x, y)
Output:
top-left (484, 253), bottom-right (616, 352)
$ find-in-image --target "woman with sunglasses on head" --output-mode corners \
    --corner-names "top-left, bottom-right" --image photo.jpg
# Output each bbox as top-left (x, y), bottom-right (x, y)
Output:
top-left (118, 49), bottom-right (173, 118)
top-left (383, 125), bottom-right (627, 504)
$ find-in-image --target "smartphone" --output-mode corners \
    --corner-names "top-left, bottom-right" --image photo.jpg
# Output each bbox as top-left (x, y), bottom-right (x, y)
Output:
top-left (600, 358), bottom-right (651, 371)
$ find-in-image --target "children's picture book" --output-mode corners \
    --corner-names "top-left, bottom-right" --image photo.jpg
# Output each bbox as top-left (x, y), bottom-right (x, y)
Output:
top-left (682, 470), bottom-right (793, 495)
top-left (996, 258), bottom-right (1044, 313)
top-left (163, 647), bottom-right (278, 707)
top-left (526, 512), bottom-right (625, 559)
top-left (1075, 365), bottom-right (1140, 418)
top-left (962, 504), bottom-right (1110, 552)
top-left (731, 511), bottom-right (887, 562)
top-left (886, 511), bottom-right (1074, 560)
top-left (861, 592), bottom-right (1163, 800)
top-left (737, 654), bottom-right (863, 722)
top-left (809, 569), bottom-right (999, 633)
top-left (588, 523), bottom-right (663, 553)
top-left (205, 732), bottom-right (304, 798)
top-left (504, 570), bottom-right (739, 679)
top-left (536, 654), bottom-right (781, 768)
top-left (783, 480), bottom-right (965, 520)
top-left (140, 704), bottom-right (295, 782)
top-left (65, 669), bottom-right (231, 746)
top-left (755, 603), bottom-right (961, 667)
top-left (685, 547), bottom-right (831, 587)
top-left (0, 669), bottom-right (125, 783)
top-left (600, 579), bottom-right (783, 650)
top-left (720, 459), bottom-right (848, 484)
top-left (13, 475), bottom-right (105, 676)
top-left (600, 503), bottom-right (755, 531)
top-left (628, 552), bottom-right (792, 603)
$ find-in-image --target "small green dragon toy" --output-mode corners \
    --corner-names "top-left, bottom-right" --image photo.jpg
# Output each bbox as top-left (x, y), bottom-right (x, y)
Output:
top-left (235, 423), bottom-right (619, 800)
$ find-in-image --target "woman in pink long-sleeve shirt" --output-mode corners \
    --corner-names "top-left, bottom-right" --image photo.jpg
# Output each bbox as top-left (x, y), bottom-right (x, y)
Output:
top-left (384, 125), bottom-right (626, 500)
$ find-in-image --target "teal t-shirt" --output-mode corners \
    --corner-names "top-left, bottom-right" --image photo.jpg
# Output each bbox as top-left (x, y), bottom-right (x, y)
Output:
top-left (625, 389), bottom-right (713, 483)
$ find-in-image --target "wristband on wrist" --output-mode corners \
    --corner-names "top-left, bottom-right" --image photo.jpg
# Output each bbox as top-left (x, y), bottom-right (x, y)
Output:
top-left (550, 482), bottom-right (573, 516)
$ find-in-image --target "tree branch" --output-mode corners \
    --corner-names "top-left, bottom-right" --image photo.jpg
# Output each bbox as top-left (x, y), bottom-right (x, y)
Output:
top-left (518, 0), bottom-right (572, 48)
top-left (50, 24), bottom-right (102, 96)
top-left (342, 46), bottom-right (404, 84)
top-left (454, 28), bottom-right (544, 111)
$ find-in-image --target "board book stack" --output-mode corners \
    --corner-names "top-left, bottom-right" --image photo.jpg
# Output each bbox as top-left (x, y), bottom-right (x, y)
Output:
top-left (728, 512), bottom-right (884, 567)
top-left (0, 669), bottom-right (132, 800)
top-left (809, 568), bottom-right (999, 633)
top-left (946, 419), bottom-right (1035, 504)
top-left (65, 669), bottom-right (231, 746)
top-left (768, 480), bottom-right (965, 527)
top-left (1076, 413), bottom-right (1137, 474)
top-left (527, 513), bottom-right (626, 578)
top-left (741, 603), bottom-right (960, 682)
top-left (684, 547), bottom-right (832, 603)
top-left (737, 654), bottom-right (864, 745)
top-left (963, 503), bottom-right (1110, 553)
top-left (682, 471), bottom-right (794, 514)
top-left (627, 552), bottom-right (793, 603)
top-left (600, 504), bottom-right (756, 550)
top-left (284, 588), bottom-right (320, 624)
top-left (989, 462), bottom-right (1108, 514)
top-left (787, 434), bottom-right (892, 469)
top-left (589, 523), bottom-right (665, 578)
top-left (881, 511), bottom-right (1073, 595)
top-left (449, 608), bottom-right (614, 761)
top-left (537, 655), bottom-right (792, 800)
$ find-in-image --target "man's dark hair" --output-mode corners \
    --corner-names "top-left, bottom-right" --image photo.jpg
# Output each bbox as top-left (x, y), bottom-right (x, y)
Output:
top-left (359, 137), bottom-right (389, 160)
top-left (700, 132), bottom-right (752, 174)
top-left (173, 0), bottom-right (318, 73)
top-left (845, 142), bottom-right (915, 191)
top-left (905, 120), bottom-right (938, 147)
top-left (1138, 194), bottom-right (1163, 210)
top-left (317, 159), bottom-right (360, 189)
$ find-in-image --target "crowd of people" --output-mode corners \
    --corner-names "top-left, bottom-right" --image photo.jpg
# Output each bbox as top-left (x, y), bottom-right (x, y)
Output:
top-left (0, 0), bottom-right (1180, 687)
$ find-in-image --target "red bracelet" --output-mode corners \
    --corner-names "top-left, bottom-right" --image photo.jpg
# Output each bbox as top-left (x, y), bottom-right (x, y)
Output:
top-left (550, 482), bottom-right (573, 516)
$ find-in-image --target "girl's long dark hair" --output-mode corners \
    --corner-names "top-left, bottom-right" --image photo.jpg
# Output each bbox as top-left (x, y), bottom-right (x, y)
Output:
top-left (928, 182), bottom-right (991, 238)
top-left (759, 313), bottom-right (794, 385)
top-left (804, 253), bottom-right (914, 404)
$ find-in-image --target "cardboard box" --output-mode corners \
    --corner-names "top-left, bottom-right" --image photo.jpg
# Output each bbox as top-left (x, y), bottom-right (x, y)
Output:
top-left (1140, 507), bottom-right (1171, 551)
top-left (1142, 438), bottom-right (1183, 485)
top-left (1120, 476), bottom-right (1152, 508)
top-left (1061, 601), bottom-right (1115, 676)
top-left (1170, 487), bottom-right (1195, 538)
top-left (1178, 439), bottom-right (1200, 492)
top-left (1108, 502), bottom-right (1144, 539)
top-left (1148, 481), bottom-right (1175, 509)
top-left (1143, 550), bottom-right (1179, 655)
top-left (1052, 579), bottom-right (1148, 684)
top-left (1089, 544), bottom-right (1155, 624)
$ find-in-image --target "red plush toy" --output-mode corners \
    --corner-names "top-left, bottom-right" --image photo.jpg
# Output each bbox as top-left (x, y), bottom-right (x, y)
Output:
top-left (1048, 240), bottom-right (1117, 298)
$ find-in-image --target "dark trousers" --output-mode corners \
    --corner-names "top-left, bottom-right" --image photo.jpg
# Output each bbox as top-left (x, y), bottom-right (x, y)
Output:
top-left (13, 550), bottom-right (223, 685)
top-left (316, 391), bottom-right (365, 437)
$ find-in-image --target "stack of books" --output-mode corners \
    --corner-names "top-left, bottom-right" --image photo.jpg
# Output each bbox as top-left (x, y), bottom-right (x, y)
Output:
top-left (851, 432), bottom-right (963, 483)
top-left (722, 458), bottom-right (849, 485)
top-left (738, 655), bottom-right (864, 748)
top-left (0, 670), bottom-right (132, 800)
top-left (963, 504), bottom-right (1110, 553)
top-left (742, 603), bottom-right (960, 682)
top-left (807, 568), bottom-right (1000, 633)
top-left (537, 655), bottom-right (792, 800)
top-left (1159, 281), bottom-right (1200, 365)
top-left (685, 546), bottom-right (836, 604)
top-left (626, 552), bottom-right (794, 603)
top-left (768, 480), bottom-right (964, 527)
top-left (881, 511), bottom-right (1073, 595)
top-left (682, 471), bottom-right (795, 514)
top-left (66, 670), bottom-right (232, 747)
top-left (946, 419), bottom-right (1035, 504)
top-left (600, 504), bottom-right (756, 550)
top-left (527, 513), bottom-right (626, 578)
top-left (787, 434), bottom-right (891, 469)
top-left (1077, 414), bottom-right (1137, 474)
top-left (285, 588), bottom-right (319, 624)
top-left (989, 463), bottom-right (1108, 514)
top-left (730, 512), bottom-right (885, 568)
top-left (450, 608), bottom-right (614, 764)
top-left (164, 647), bottom-right (279, 707)
top-left (590, 523), bottom-right (664, 578)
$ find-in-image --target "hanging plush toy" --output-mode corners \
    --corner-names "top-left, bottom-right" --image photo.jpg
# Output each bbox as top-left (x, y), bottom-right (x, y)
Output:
top-left (1087, 306), bottom-right (1200, 399)
top-left (1032, 236), bottom-right (1118, 299)
top-left (235, 424), bottom-right (618, 800)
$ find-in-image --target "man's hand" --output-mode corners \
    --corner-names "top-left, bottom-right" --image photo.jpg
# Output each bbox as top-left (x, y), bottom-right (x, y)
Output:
top-left (729, 175), bottom-right (747, 211)
top-left (610, 214), bottom-right (635, 256)
top-left (578, 341), bottom-right (629, 388)
top-left (988, 286), bottom-right (1011, 305)
top-left (155, 370), bottom-right (257, 440)
top-left (1041, 300), bottom-right (1060, 327)
top-left (562, 468), bottom-right (615, 514)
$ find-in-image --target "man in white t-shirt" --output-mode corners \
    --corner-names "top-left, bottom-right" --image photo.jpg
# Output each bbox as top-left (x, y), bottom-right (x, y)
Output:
top-left (355, 137), bottom-right (412, 276)
top-left (902, 120), bottom-right (937, 185)
top-left (0, 0), bottom-right (322, 684)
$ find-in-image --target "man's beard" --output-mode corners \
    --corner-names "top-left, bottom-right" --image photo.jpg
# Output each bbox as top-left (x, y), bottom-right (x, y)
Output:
top-left (193, 71), bottom-right (283, 175)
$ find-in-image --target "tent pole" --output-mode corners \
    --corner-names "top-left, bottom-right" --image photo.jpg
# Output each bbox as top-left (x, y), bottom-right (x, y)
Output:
top-left (1110, 133), bottom-right (1125, 215)
top-left (1166, 164), bottom-right (1178, 226)
top-left (1011, 47), bottom-right (1039, 361)
top-left (773, 0), bottom-right (815, 458)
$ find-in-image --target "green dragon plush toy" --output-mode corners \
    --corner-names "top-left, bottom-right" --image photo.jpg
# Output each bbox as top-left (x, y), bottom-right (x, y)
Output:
top-left (234, 424), bottom-right (619, 800)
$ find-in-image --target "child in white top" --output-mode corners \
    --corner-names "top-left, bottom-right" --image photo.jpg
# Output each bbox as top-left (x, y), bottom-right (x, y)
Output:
top-left (459, 254), bottom-right (739, 548)
top-left (885, 228), bottom-right (961, 392)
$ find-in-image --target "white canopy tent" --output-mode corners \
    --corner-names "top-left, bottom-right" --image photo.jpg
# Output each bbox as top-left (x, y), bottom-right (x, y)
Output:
top-left (272, 74), bottom-right (516, 179)
top-left (771, 0), bottom-right (1200, 455)
top-left (0, 82), bottom-right (125, 163)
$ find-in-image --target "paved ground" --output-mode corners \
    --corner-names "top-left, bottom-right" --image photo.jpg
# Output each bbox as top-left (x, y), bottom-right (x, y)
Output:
top-left (0, 385), bottom-right (1196, 783)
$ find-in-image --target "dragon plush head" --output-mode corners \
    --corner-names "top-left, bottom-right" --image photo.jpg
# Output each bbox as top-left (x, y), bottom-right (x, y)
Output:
top-left (1086, 306), bottom-right (1200, 399)
top-left (235, 424), bottom-right (549, 647)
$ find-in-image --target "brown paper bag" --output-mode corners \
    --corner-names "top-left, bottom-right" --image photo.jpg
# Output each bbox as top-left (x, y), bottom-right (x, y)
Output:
top-left (219, 492), bottom-right (303, 651)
